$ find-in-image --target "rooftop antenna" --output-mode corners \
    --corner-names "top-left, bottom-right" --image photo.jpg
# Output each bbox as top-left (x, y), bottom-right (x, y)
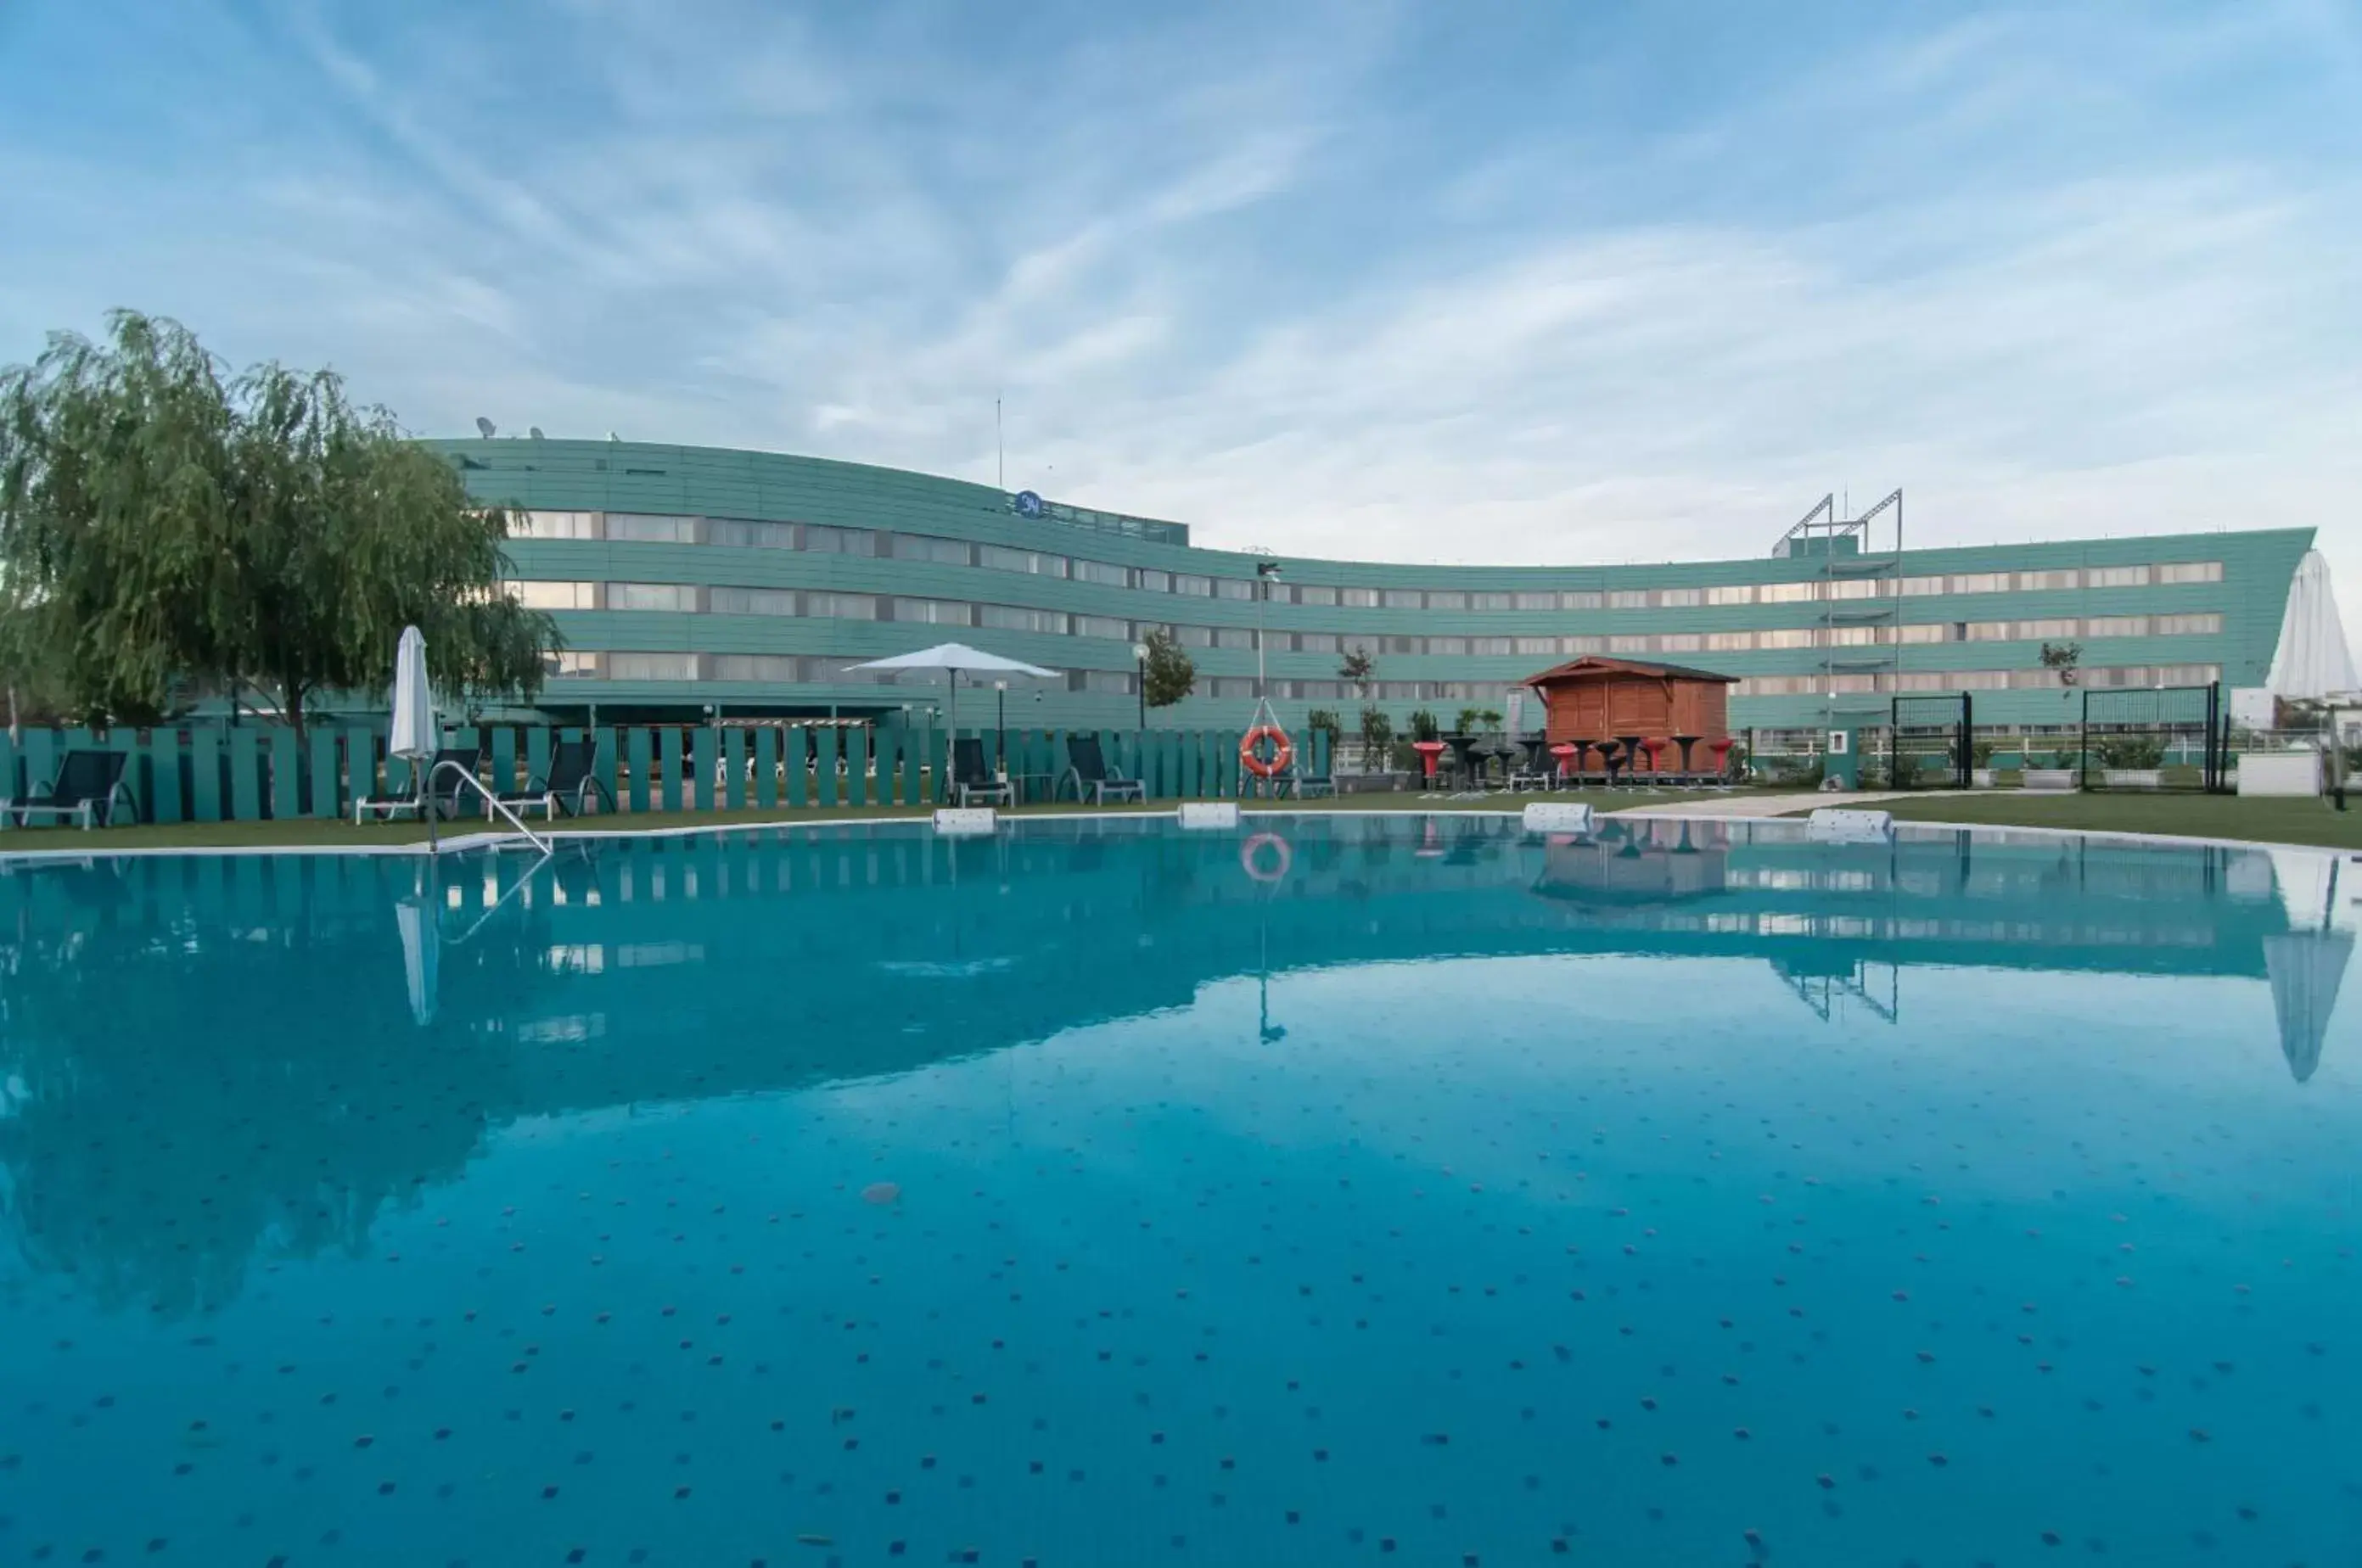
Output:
top-left (474, 417), bottom-right (497, 440)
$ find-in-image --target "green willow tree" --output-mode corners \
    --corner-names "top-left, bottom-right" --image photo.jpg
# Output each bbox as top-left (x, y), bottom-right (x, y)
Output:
top-left (0, 311), bottom-right (556, 735)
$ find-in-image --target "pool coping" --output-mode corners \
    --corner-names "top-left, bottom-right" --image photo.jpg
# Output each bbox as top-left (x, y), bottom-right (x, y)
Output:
top-left (0, 803), bottom-right (2353, 867)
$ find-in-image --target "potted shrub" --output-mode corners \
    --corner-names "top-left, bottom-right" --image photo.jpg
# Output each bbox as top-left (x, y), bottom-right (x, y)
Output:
top-left (2096, 735), bottom-right (2165, 789)
top-left (1971, 738), bottom-right (1997, 788)
top-left (2023, 749), bottom-right (2079, 791)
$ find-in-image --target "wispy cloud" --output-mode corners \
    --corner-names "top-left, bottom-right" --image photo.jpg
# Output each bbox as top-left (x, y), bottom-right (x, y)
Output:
top-left (0, 0), bottom-right (2356, 619)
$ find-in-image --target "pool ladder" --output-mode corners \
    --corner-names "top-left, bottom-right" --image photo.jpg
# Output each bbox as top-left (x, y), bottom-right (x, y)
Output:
top-left (424, 759), bottom-right (553, 857)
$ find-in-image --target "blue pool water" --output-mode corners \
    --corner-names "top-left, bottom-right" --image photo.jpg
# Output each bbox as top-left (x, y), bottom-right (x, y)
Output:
top-left (2, 815), bottom-right (2358, 1565)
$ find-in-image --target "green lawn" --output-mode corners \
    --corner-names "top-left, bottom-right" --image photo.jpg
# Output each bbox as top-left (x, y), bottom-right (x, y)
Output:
top-left (0, 786), bottom-right (1730, 853)
top-left (1807, 790), bottom-right (2362, 849)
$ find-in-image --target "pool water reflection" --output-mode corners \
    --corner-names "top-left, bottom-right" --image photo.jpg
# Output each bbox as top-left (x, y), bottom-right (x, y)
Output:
top-left (1, 816), bottom-right (2356, 1565)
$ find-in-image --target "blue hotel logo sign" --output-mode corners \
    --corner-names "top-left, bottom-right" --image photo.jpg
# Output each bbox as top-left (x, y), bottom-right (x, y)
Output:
top-left (1013, 490), bottom-right (1045, 518)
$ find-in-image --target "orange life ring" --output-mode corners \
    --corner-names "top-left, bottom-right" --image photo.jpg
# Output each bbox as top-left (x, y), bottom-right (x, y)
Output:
top-left (1241, 832), bottom-right (1293, 883)
top-left (1240, 723), bottom-right (1293, 779)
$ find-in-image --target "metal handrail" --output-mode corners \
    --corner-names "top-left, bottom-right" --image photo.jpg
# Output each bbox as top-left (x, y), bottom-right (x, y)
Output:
top-left (424, 759), bottom-right (553, 856)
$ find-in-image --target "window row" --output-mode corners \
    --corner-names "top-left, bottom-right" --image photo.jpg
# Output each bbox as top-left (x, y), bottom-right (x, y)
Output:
top-left (1733, 664), bottom-right (2223, 697)
top-left (510, 513), bottom-right (2225, 608)
top-left (512, 580), bottom-right (2224, 652)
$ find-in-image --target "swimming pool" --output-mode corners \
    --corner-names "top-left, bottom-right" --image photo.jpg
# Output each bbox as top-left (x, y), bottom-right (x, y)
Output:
top-left (3, 815), bottom-right (2355, 1565)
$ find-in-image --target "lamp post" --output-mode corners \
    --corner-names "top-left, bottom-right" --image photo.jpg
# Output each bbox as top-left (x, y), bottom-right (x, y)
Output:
top-left (1131, 641), bottom-right (1149, 731)
top-left (1254, 560), bottom-right (1282, 699)
top-left (993, 680), bottom-right (1007, 773)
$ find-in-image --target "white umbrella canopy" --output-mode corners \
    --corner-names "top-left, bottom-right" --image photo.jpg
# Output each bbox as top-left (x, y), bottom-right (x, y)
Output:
top-left (842, 642), bottom-right (1062, 735)
top-left (389, 625), bottom-right (435, 761)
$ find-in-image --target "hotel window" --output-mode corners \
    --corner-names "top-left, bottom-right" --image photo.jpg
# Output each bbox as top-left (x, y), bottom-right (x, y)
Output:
top-left (1172, 574), bottom-right (1213, 597)
top-left (508, 580), bottom-right (597, 610)
top-left (1137, 569), bottom-right (1172, 592)
top-left (1428, 636), bottom-right (1467, 657)
top-left (801, 524), bottom-right (876, 556)
top-left (1341, 635), bottom-right (1380, 658)
top-left (2155, 613), bottom-right (2222, 636)
top-left (1341, 587), bottom-right (1380, 608)
top-left (609, 582), bottom-right (699, 613)
top-left (1514, 636), bottom-right (1559, 655)
top-left (1472, 591), bottom-right (1512, 611)
top-left (1607, 634), bottom-right (1650, 652)
top-left (1075, 614), bottom-right (1130, 640)
top-left (1175, 624), bottom-right (1214, 647)
top-left (1296, 632), bottom-right (1340, 654)
top-left (1215, 578), bottom-right (1255, 601)
top-left (713, 654), bottom-right (799, 682)
top-left (1759, 581), bottom-right (1817, 603)
top-left (979, 604), bottom-right (1069, 635)
top-left (1707, 630), bottom-right (1754, 652)
top-left (979, 544), bottom-right (1069, 577)
top-left (1954, 670), bottom-right (2010, 691)
top-left (1964, 620), bottom-right (2015, 641)
top-left (1898, 623), bottom-right (1950, 644)
top-left (514, 510), bottom-right (600, 540)
top-left (1297, 585), bottom-right (1338, 606)
top-left (2017, 619), bottom-right (2079, 640)
top-left (2155, 664), bottom-right (2221, 684)
top-left (893, 533), bottom-right (971, 566)
top-left (1826, 625), bottom-right (1882, 647)
top-left (1211, 676), bottom-right (1259, 698)
top-left (1607, 590), bottom-right (1649, 609)
top-left (1705, 585), bottom-right (1754, 606)
top-left (2157, 562), bottom-right (2222, 585)
top-left (1380, 682), bottom-right (1422, 700)
top-left (1899, 575), bottom-right (1947, 596)
top-left (1757, 628), bottom-right (1815, 649)
top-left (709, 518), bottom-right (795, 549)
top-left (1826, 578), bottom-right (1882, 600)
top-left (1828, 674), bottom-right (1877, 693)
top-left (1514, 591), bottom-right (1557, 611)
top-left (1563, 636), bottom-right (1604, 653)
top-left (545, 650), bottom-right (600, 676)
top-left (1658, 587), bottom-right (1703, 608)
top-left (1383, 589), bottom-right (1423, 609)
top-left (2008, 669), bottom-right (2064, 690)
top-left (1893, 671), bottom-right (1960, 692)
top-left (805, 591), bottom-right (878, 620)
top-left (1385, 636), bottom-right (1423, 654)
top-left (2087, 565), bottom-right (2152, 588)
top-left (2084, 615), bottom-right (2149, 637)
top-left (608, 652), bottom-right (699, 681)
top-left (1213, 627), bottom-right (1255, 650)
top-left (1073, 558), bottom-right (1129, 587)
top-left (1076, 669), bottom-right (1135, 694)
top-left (709, 586), bottom-right (798, 616)
top-left (1469, 636), bottom-right (1512, 656)
top-left (892, 597), bottom-right (970, 626)
top-left (1950, 572), bottom-right (2008, 593)
top-left (1427, 591), bottom-right (1467, 611)
top-left (2018, 568), bottom-right (2080, 592)
top-left (1561, 591), bottom-right (1603, 610)
top-left (1658, 633), bottom-right (1703, 652)
top-left (606, 514), bottom-right (699, 544)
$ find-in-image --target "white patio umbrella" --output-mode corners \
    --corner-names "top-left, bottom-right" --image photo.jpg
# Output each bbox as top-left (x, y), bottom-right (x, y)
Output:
top-left (841, 642), bottom-right (1061, 736)
top-left (390, 624), bottom-right (435, 762)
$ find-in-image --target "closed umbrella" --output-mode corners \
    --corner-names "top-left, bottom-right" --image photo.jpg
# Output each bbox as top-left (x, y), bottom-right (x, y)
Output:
top-left (842, 642), bottom-right (1061, 737)
top-left (396, 895), bottom-right (439, 1026)
top-left (390, 625), bottom-right (435, 762)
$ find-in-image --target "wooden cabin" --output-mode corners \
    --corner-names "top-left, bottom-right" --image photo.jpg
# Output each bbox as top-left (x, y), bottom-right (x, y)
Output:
top-left (1520, 655), bottom-right (1737, 772)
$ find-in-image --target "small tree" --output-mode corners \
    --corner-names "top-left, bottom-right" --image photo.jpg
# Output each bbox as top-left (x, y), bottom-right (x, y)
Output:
top-left (1407, 708), bottom-right (1439, 741)
top-left (1338, 647), bottom-right (1375, 701)
top-left (1357, 704), bottom-right (1394, 773)
top-left (2039, 641), bottom-right (2083, 687)
top-left (1454, 706), bottom-right (1483, 734)
top-left (1305, 708), bottom-right (1342, 742)
top-left (1140, 626), bottom-right (1196, 710)
top-left (1478, 708), bottom-right (1503, 730)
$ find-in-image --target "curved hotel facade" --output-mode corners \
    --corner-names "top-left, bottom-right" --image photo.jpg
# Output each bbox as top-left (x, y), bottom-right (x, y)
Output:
top-left (439, 437), bottom-right (2310, 742)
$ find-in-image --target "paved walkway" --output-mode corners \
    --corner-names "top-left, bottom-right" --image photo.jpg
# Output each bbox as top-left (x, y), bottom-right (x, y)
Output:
top-left (1615, 789), bottom-right (1971, 819)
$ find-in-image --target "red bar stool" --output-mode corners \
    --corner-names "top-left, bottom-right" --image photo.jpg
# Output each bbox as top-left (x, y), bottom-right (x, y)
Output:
top-left (1549, 742), bottom-right (1579, 787)
top-left (1704, 736), bottom-right (1736, 781)
top-left (1638, 736), bottom-right (1672, 778)
top-left (1411, 740), bottom-right (1449, 789)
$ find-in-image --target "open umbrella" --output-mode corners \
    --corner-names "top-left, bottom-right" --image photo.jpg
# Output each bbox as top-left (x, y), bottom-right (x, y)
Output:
top-left (390, 624), bottom-right (435, 763)
top-left (841, 642), bottom-right (1061, 736)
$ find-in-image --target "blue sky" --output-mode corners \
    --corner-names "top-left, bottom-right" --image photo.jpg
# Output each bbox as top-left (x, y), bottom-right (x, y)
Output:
top-left (1, 0), bottom-right (2357, 595)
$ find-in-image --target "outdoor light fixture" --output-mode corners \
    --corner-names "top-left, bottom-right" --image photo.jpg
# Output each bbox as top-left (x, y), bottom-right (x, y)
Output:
top-left (1131, 641), bottom-right (1151, 729)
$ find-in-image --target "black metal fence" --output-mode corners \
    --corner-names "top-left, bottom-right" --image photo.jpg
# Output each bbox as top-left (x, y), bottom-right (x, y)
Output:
top-left (1889, 693), bottom-right (1972, 789)
top-left (2079, 682), bottom-right (2225, 792)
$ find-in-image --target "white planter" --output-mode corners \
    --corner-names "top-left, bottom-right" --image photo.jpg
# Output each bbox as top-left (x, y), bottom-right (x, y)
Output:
top-left (2022, 769), bottom-right (2078, 791)
top-left (1972, 769), bottom-right (1996, 787)
top-left (2237, 751), bottom-right (2321, 797)
top-left (2101, 769), bottom-right (2163, 789)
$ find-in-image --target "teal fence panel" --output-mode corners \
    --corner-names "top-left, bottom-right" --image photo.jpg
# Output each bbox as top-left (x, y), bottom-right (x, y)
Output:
top-left (847, 727), bottom-right (870, 807)
top-left (148, 730), bottom-right (184, 824)
top-left (900, 726), bottom-right (923, 804)
top-left (816, 727), bottom-right (840, 807)
top-left (20, 729), bottom-right (57, 810)
top-left (349, 730), bottom-right (381, 818)
top-left (626, 729), bottom-right (653, 813)
top-left (1187, 731), bottom-right (1209, 798)
top-left (1213, 730), bottom-right (1237, 798)
top-left (595, 728), bottom-right (620, 808)
top-left (307, 729), bottom-right (339, 819)
top-left (188, 727), bottom-right (223, 822)
top-left (658, 729), bottom-right (683, 812)
top-left (1311, 728), bottom-right (1329, 781)
top-left (724, 729), bottom-right (747, 809)
top-left (490, 726), bottom-right (519, 797)
top-left (786, 727), bottom-right (810, 807)
top-left (755, 728), bottom-right (778, 809)
top-left (0, 732), bottom-right (15, 821)
top-left (525, 727), bottom-right (552, 796)
top-left (872, 730), bottom-right (900, 805)
top-left (693, 726), bottom-right (718, 812)
top-left (267, 729), bottom-right (299, 820)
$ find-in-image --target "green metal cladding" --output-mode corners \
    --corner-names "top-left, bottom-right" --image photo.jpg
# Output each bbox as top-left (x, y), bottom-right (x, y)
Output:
top-left (434, 437), bottom-right (2310, 736)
